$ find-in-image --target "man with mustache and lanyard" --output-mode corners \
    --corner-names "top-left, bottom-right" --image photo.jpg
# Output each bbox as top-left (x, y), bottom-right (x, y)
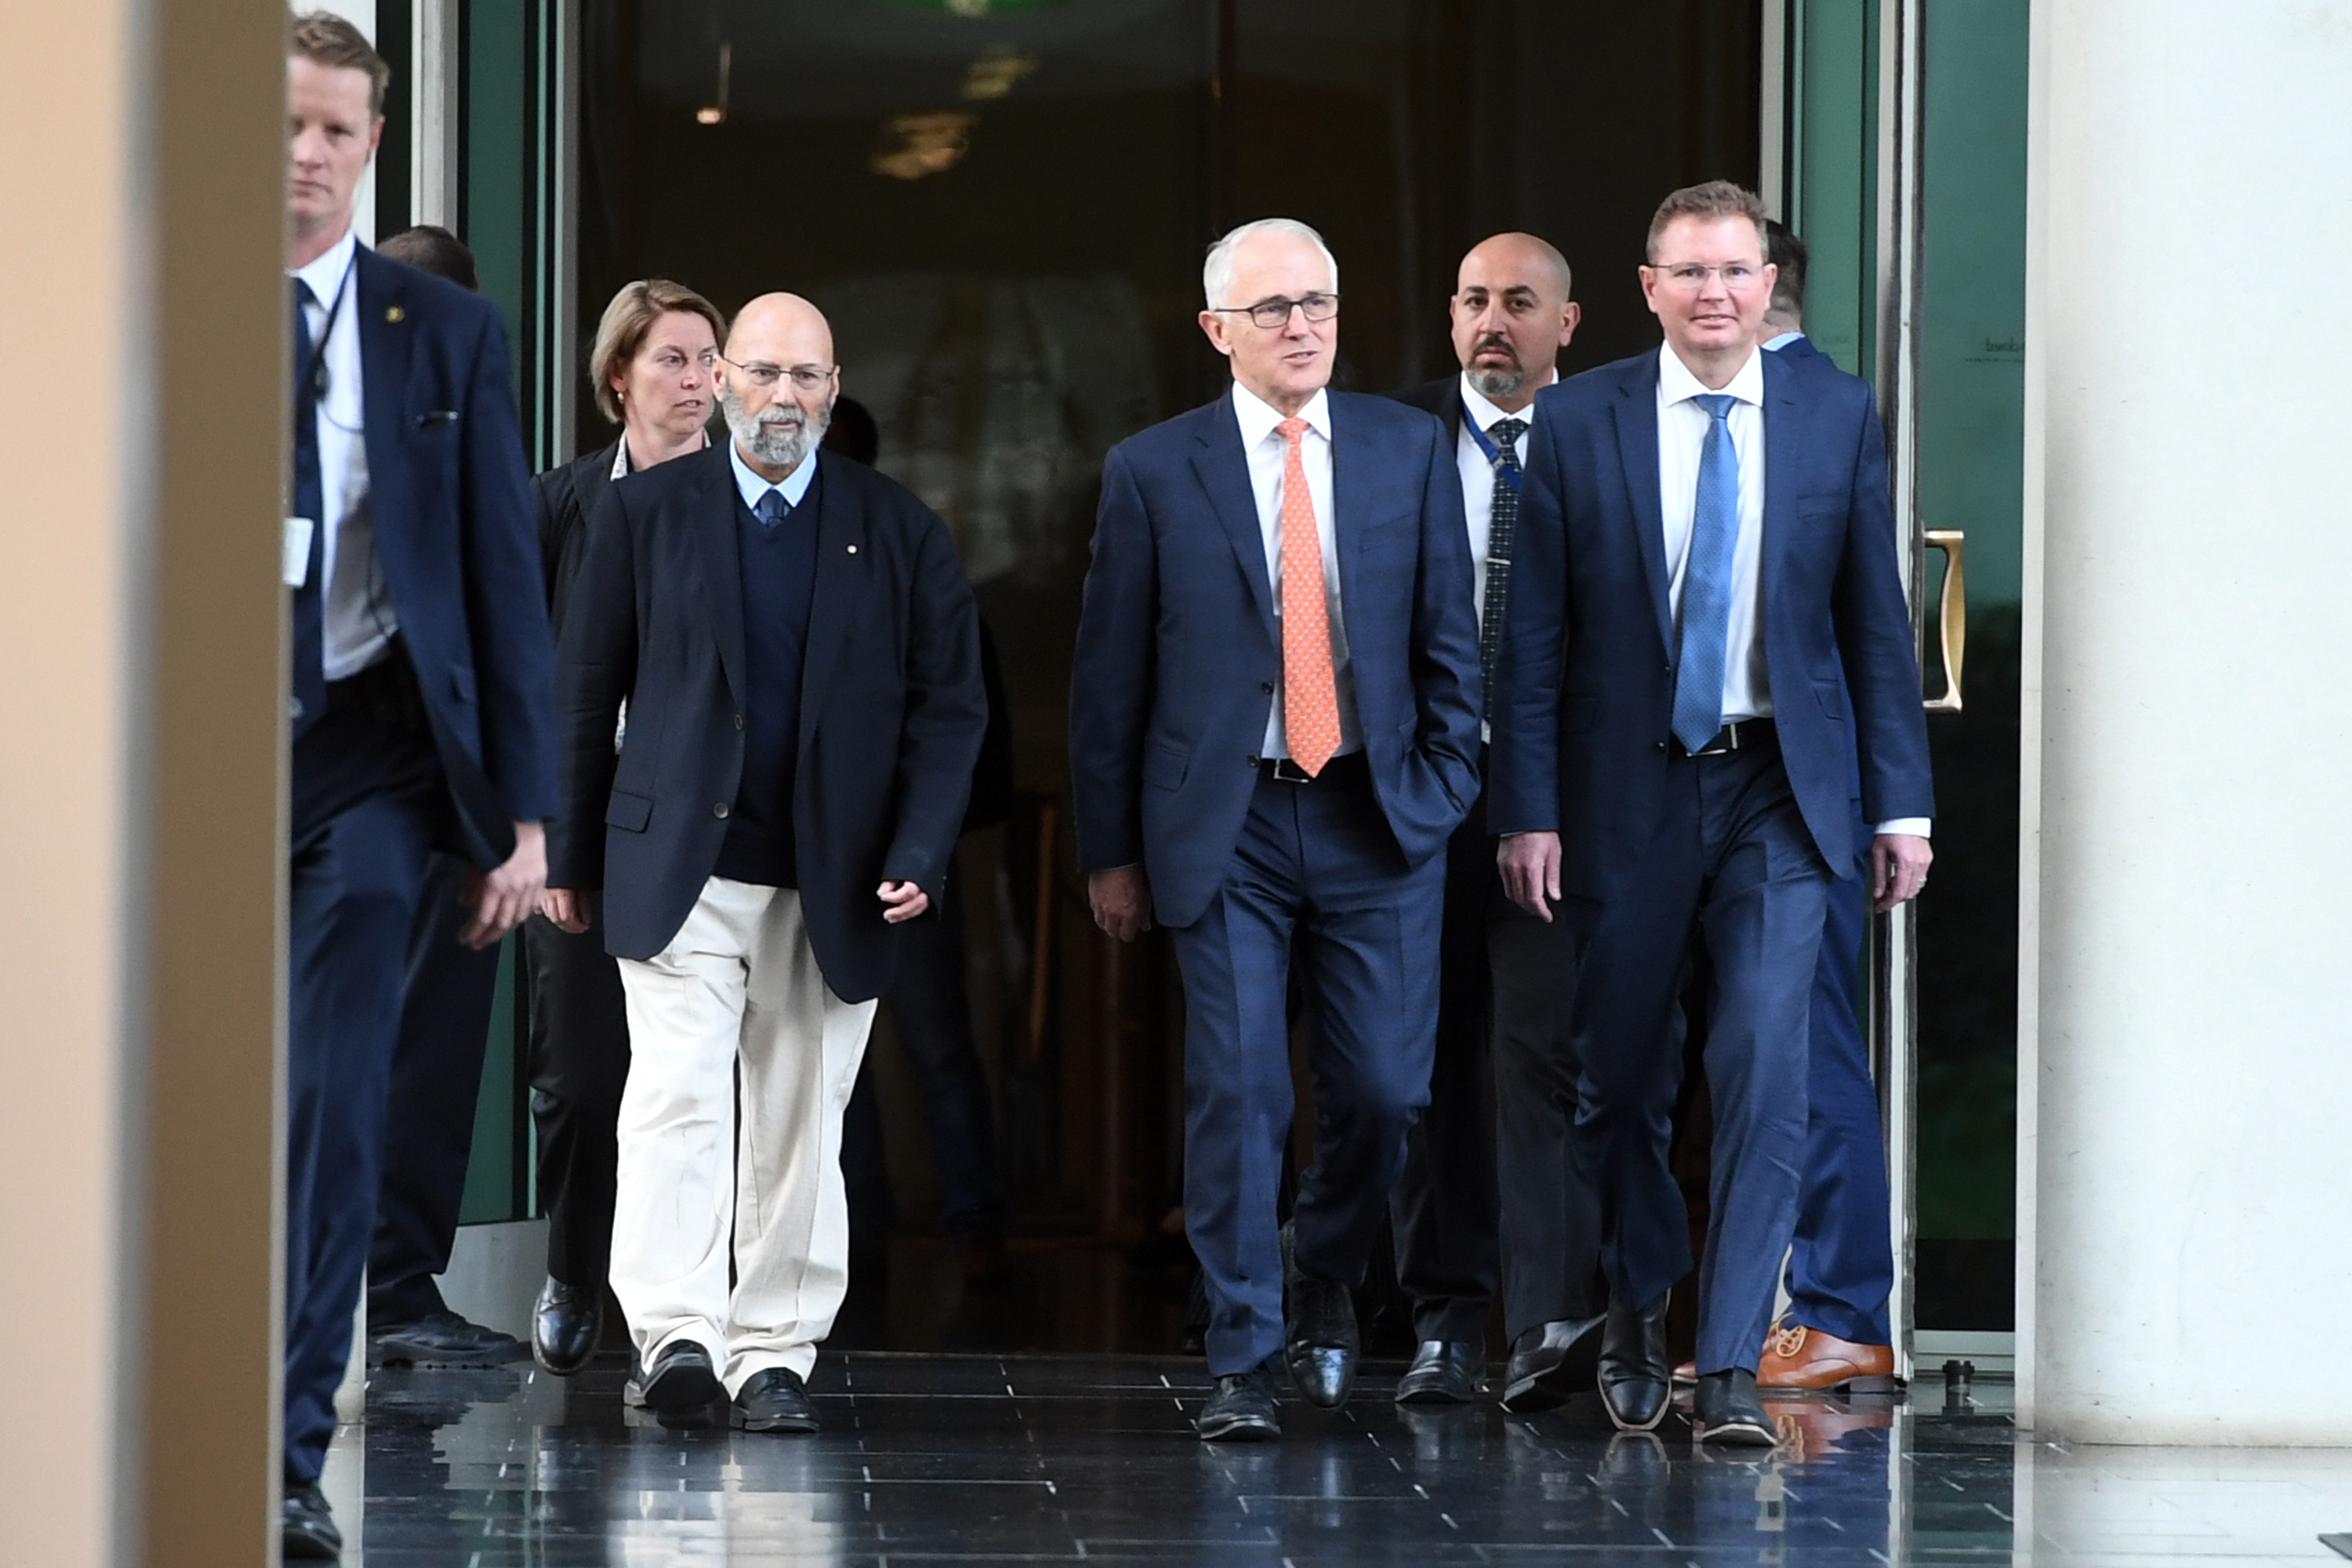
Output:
top-left (1385, 234), bottom-right (1597, 1408)
top-left (543, 292), bottom-right (985, 1434)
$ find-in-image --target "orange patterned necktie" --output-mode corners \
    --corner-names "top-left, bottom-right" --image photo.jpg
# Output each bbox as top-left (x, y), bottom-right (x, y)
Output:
top-left (1275, 416), bottom-right (1340, 776)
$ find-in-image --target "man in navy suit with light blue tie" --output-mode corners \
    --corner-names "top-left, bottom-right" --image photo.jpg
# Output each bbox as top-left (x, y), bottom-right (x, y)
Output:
top-left (281, 16), bottom-right (554, 1558)
top-left (1492, 182), bottom-right (1933, 1447)
top-left (1071, 218), bottom-right (1483, 1441)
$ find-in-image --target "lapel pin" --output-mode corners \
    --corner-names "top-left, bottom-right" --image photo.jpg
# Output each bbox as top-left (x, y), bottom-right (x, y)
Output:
top-left (847, 543), bottom-right (858, 554)
top-left (386, 305), bottom-right (405, 323)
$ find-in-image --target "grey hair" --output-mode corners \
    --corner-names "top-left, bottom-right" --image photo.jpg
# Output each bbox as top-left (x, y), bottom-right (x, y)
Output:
top-left (1203, 218), bottom-right (1340, 311)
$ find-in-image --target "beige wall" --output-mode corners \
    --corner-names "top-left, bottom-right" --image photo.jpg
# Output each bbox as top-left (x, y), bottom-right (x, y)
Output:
top-left (0, 2), bottom-right (285, 1562)
top-left (2018, 0), bottom-right (2352, 1443)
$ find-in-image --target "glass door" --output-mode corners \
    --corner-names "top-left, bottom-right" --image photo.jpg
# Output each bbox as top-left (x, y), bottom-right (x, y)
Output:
top-left (1779, 0), bottom-right (2030, 1375)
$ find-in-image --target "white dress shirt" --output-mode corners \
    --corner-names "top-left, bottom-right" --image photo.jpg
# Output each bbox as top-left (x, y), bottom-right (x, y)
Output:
top-left (292, 226), bottom-right (396, 681)
top-left (1231, 382), bottom-right (1362, 760)
top-left (1657, 343), bottom-right (1929, 840)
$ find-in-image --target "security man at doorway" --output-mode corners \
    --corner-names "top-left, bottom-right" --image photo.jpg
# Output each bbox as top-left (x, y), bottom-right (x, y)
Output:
top-left (279, 15), bottom-right (556, 1560)
top-left (1382, 233), bottom-right (1592, 1408)
top-left (1071, 218), bottom-right (1483, 1441)
top-left (1492, 181), bottom-right (1933, 1447)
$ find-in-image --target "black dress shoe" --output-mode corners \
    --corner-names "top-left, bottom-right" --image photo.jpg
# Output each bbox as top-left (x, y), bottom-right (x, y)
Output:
top-left (1197, 1359), bottom-right (1282, 1442)
top-left (1280, 1224), bottom-right (1359, 1409)
top-left (1499, 1315), bottom-right (1606, 1413)
top-left (624, 1339), bottom-right (722, 1413)
top-left (281, 1478), bottom-right (342, 1561)
top-left (533, 1276), bottom-right (603, 1376)
top-left (733, 1367), bottom-right (820, 1433)
top-left (1598, 1290), bottom-right (1672, 1432)
top-left (1692, 1367), bottom-right (1779, 1447)
top-left (1396, 1339), bottom-right (1484, 1404)
top-left (367, 1309), bottom-right (528, 1369)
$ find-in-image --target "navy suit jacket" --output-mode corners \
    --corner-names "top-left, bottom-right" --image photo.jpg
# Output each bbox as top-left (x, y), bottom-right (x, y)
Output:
top-left (351, 245), bottom-right (557, 866)
top-left (1069, 390), bottom-right (1484, 929)
top-left (548, 445), bottom-right (986, 1001)
top-left (1488, 347), bottom-right (1932, 895)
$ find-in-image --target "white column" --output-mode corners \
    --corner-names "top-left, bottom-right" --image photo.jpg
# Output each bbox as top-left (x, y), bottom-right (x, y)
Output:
top-left (2018, 0), bottom-right (2352, 1444)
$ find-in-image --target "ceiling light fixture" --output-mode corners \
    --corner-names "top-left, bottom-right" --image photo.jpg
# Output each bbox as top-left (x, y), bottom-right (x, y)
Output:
top-left (697, 41), bottom-right (731, 125)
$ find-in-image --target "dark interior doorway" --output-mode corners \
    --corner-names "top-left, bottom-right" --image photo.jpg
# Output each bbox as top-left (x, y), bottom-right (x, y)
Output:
top-left (576, 0), bottom-right (1761, 1347)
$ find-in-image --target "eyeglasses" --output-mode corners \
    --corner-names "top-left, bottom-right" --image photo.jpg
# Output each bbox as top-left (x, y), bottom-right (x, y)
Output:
top-left (1646, 262), bottom-right (1767, 292)
top-left (1210, 292), bottom-right (1341, 330)
top-left (720, 356), bottom-right (838, 391)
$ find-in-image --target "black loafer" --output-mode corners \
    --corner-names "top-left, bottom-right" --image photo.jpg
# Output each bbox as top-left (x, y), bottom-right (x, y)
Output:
top-left (1598, 1290), bottom-right (1672, 1432)
top-left (1396, 1339), bottom-right (1484, 1404)
top-left (1499, 1315), bottom-right (1606, 1413)
top-left (1280, 1224), bottom-right (1359, 1410)
top-left (533, 1276), bottom-right (603, 1376)
top-left (733, 1367), bottom-right (820, 1434)
top-left (624, 1339), bottom-right (722, 1413)
top-left (281, 1478), bottom-right (343, 1561)
top-left (1197, 1359), bottom-right (1282, 1442)
top-left (367, 1309), bottom-right (529, 1369)
top-left (1692, 1368), bottom-right (1779, 1447)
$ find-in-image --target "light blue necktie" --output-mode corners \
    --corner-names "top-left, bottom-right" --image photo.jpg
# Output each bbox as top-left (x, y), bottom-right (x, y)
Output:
top-left (1671, 392), bottom-right (1741, 753)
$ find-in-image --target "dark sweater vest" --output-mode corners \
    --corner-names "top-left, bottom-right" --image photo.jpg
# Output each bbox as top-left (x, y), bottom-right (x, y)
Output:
top-left (712, 465), bottom-right (822, 887)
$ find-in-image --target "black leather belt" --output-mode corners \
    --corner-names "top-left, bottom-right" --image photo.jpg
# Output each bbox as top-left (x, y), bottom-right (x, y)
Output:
top-left (1257, 750), bottom-right (1370, 786)
top-left (1676, 716), bottom-right (1775, 759)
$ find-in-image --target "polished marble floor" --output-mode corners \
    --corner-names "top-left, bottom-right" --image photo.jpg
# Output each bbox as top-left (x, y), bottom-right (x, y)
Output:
top-left (328, 1351), bottom-right (2352, 1566)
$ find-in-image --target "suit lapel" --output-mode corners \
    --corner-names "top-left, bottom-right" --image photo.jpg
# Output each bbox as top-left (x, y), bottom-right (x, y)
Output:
top-left (693, 448), bottom-right (750, 707)
top-left (354, 248), bottom-right (414, 558)
top-left (1610, 356), bottom-right (1675, 658)
top-left (1328, 394), bottom-right (1376, 626)
top-left (798, 461), bottom-right (863, 750)
top-left (1760, 348), bottom-right (1805, 637)
top-left (1189, 400), bottom-right (1276, 635)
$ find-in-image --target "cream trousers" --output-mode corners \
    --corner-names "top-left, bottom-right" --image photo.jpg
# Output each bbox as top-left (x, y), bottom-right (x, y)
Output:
top-left (609, 877), bottom-right (876, 1395)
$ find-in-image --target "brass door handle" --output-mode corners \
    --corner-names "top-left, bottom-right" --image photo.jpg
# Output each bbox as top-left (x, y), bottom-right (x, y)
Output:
top-left (1923, 529), bottom-right (1965, 713)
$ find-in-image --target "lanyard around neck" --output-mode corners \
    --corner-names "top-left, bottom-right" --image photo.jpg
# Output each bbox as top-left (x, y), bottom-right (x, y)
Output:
top-left (1465, 412), bottom-right (1523, 492)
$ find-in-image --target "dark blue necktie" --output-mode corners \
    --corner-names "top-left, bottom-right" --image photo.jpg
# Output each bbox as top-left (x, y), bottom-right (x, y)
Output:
top-left (1671, 393), bottom-right (1741, 753)
top-left (1477, 416), bottom-right (1526, 721)
top-left (755, 488), bottom-right (790, 529)
top-left (290, 278), bottom-right (327, 735)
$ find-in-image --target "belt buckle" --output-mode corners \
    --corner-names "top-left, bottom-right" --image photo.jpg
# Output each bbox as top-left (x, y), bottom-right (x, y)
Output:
top-left (1693, 724), bottom-right (1737, 757)
top-left (1270, 757), bottom-right (1316, 783)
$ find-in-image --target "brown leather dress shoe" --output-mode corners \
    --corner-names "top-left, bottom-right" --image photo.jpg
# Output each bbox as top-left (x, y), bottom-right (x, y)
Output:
top-left (1755, 1323), bottom-right (1898, 1393)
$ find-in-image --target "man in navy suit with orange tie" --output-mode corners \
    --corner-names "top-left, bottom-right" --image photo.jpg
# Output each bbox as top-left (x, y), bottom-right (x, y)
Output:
top-left (1071, 218), bottom-right (1483, 1441)
top-left (280, 16), bottom-right (554, 1557)
top-left (1492, 182), bottom-right (1933, 1447)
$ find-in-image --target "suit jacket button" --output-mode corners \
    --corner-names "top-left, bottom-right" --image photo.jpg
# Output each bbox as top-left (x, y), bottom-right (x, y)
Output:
top-left (1261, 681), bottom-right (1274, 695)
top-left (714, 802), bottom-right (731, 818)
top-left (734, 713), bottom-right (746, 731)
top-left (1655, 740), bottom-right (1668, 750)
top-left (1246, 755), bottom-right (1259, 768)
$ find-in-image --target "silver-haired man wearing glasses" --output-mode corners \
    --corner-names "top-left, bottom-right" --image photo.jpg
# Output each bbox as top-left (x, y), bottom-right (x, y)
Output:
top-left (542, 291), bottom-right (987, 1433)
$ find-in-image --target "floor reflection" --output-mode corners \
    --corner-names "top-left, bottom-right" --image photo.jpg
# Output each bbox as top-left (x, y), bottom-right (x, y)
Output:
top-left (326, 1258), bottom-right (2352, 1566)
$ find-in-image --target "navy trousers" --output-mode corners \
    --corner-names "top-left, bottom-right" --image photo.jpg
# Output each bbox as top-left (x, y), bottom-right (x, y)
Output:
top-left (1785, 800), bottom-right (1894, 1345)
top-left (524, 898), bottom-right (632, 1290)
top-left (1570, 738), bottom-right (1828, 1377)
top-left (367, 851), bottom-right (503, 1326)
top-left (1171, 761), bottom-right (1444, 1377)
top-left (285, 670), bottom-right (445, 1481)
top-left (1385, 785), bottom-right (1503, 1345)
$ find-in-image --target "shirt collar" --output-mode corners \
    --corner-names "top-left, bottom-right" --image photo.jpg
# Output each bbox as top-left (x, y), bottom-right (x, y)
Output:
top-left (1762, 330), bottom-right (1806, 352)
top-left (614, 427), bottom-right (709, 481)
top-left (1657, 340), bottom-right (1765, 409)
top-left (1457, 372), bottom-right (1544, 437)
top-left (728, 437), bottom-right (817, 514)
top-left (291, 224), bottom-right (359, 307)
top-left (1231, 381), bottom-right (1332, 448)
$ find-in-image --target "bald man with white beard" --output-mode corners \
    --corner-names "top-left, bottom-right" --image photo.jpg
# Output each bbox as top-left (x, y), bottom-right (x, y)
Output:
top-left (543, 292), bottom-right (987, 1433)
